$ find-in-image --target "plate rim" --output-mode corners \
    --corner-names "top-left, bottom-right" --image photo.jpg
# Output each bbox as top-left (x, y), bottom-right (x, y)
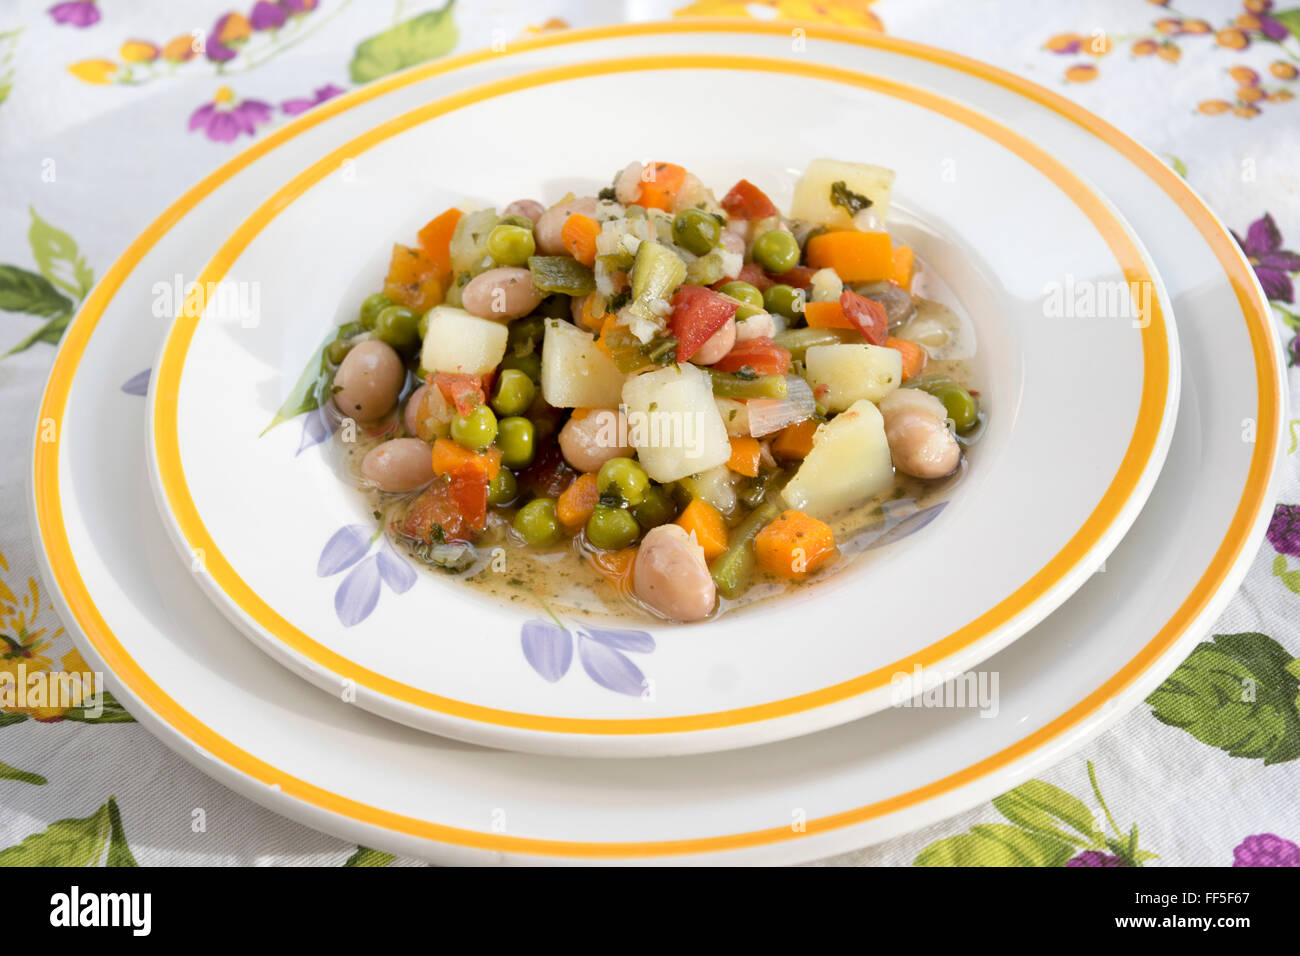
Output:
top-left (28, 21), bottom-right (1284, 860)
top-left (145, 51), bottom-right (1175, 739)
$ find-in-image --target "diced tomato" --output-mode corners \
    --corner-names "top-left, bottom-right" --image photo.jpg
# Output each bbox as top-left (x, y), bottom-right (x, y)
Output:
top-left (669, 285), bottom-right (739, 362)
top-left (398, 478), bottom-right (468, 543)
top-left (710, 337), bottom-right (792, 376)
top-left (720, 179), bottom-right (778, 220)
top-left (446, 465), bottom-right (489, 536)
top-left (839, 288), bottom-right (888, 345)
top-left (768, 265), bottom-right (816, 290)
top-left (432, 372), bottom-right (484, 416)
top-left (518, 444), bottom-right (576, 499)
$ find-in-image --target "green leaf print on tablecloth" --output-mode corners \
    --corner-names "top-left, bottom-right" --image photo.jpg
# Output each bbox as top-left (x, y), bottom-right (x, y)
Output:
top-left (343, 846), bottom-right (396, 866)
top-left (915, 762), bottom-right (1157, 867)
top-left (1, 209), bottom-right (95, 357)
top-left (0, 796), bottom-right (136, 866)
top-left (0, 759), bottom-right (46, 786)
top-left (1146, 632), bottom-right (1300, 764)
top-left (349, 0), bottom-right (457, 84)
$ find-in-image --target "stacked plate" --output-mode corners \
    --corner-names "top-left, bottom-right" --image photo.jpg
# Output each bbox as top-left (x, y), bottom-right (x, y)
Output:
top-left (30, 22), bottom-right (1285, 864)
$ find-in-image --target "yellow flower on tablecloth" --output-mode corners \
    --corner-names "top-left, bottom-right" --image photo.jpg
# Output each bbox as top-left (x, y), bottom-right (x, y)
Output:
top-left (1, 549), bottom-right (69, 720)
top-left (67, 58), bottom-right (118, 84)
top-left (161, 34), bottom-right (197, 63)
top-left (674, 0), bottom-right (883, 31)
top-left (119, 40), bottom-right (158, 64)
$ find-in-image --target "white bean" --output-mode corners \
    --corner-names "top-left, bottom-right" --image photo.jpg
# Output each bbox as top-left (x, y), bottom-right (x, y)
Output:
top-left (691, 318), bottom-right (736, 365)
top-left (332, 340), bottom-right (404, 423)
top-left (557, 408), bottom-right (632, 473)
top-left (634, 524), bottom-right (717, 622)
top-left (503, 199), bottom-right (545, 224)
top-left (461, 266), bottom-right (543, 320)
top-left (535, 196), bottom-right (598, 255)
top-left (360, 438), bottom-right (435, 493)
top-left (879, 389), bottom-right (960, 479)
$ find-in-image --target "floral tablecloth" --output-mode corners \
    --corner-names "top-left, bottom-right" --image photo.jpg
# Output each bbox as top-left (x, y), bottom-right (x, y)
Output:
top-left (1, 0), bottom-right (1298, 867)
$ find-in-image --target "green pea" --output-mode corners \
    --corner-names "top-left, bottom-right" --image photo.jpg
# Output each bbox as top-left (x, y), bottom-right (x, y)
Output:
top-left (763, 283), bottom-right (804, 318)
top-left (487, 468), bottom-right (517, 506)
top-left (490, 368), bottom-right (537, 417)
top-left (450, 404), bottom-right (498, 451)
top-left (596, 457), bottom-right (649, 506)
top-left (624, 204), bottom-right (647, 219)
top-left (373, 305), bottom-right (420, 350)
top-left (486, 224), bottom-right (536, 267)
top-left (359, 293), bottom-right (393, 329)
top-left (500, 352), bottom-right (542, 383)
top-left (923, 382), bottom-right (979, 433)
top-left (325, 339), bottom-right (352, 366)
top-left (586, 505), bottom-right (640, 550)
top-left (514, 497), bottom-right (562, 547)
top-left (752, 230), bottom-right (800, 273)
top-left (672, 208), bottom-right (722, 256)
top-left (632, 485), bottom-right (678, 531)
top-left (717, 281), bottom-right (764, 310)
top-left (495, 416), bottom-right (536, 469)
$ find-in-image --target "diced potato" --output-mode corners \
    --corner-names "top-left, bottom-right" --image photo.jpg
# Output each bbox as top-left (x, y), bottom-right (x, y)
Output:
top-left (783, 400), bottom-right (893, 519)
top-left (805, 344), bottom-right (901, 412)
top-left (791, 158), bottom-right (896, 229)
top-left (621, 364), bottom-right (731, 482)
top-left (540, 319), bottom-right (625, 408)
top-left (420, 305), bottom-right (508, 376)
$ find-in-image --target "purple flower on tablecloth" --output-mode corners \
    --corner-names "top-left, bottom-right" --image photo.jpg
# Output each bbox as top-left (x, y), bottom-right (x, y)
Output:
top-left (189, 86), bottom-right (273, 142)
top-left (1268, 504), bottom-right (1300, 558)
top-left (281, 83), bottom-right (345, 116)
top-left (1232, 833), bottom-right (1300, 866)
top-left (1066, 851), bottom-right (1124, 867)
top-left (48, 1), bottom-right (100, 28)
top-left (317, 525), bottom-right (414, 627)
top-left (206, 11), bottom-right (253, 63)
top-left (521, 617), bottom-right (655, 696)
top-left (282, 0), bottom-right (319, 12)
top-left (1233, 213), bottom-right (1300, 303)
top-left (250, 1), bottom-right (288, 31)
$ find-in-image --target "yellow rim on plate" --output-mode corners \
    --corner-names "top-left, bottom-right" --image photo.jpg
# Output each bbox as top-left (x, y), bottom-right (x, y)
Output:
top-left (32, 22), bottom-right (1278, 857)
top-left (150, 52), bottom-right (1170, 734)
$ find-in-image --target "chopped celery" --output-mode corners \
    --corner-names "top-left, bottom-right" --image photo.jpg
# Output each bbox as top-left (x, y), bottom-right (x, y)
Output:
top-left (708, 370), bottom-right (789, 400)
top-left (528, 256), bottom-right (596, 296)
top-left (624, 240), bottom-right (687, 331)
top-left (685, 249), bottom-right (728, 286)
top-left (449, 209), bottom-right (499, 275)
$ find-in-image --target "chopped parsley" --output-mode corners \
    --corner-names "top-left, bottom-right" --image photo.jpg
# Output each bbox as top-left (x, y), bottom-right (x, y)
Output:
top-left (830, 180), bottom-right (873, 216)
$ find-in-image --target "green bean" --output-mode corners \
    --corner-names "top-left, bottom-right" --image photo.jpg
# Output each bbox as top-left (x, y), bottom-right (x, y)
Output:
top-left (708, 370), bottom-right (789, 400)
top-left (773, 326), bottom-right (863, 360)
top-left (709, 500), bottom-right (782, 599)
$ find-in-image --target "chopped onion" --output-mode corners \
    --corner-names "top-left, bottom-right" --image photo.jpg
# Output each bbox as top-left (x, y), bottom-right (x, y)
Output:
top-left (746, 375), bottom-right (816, 437)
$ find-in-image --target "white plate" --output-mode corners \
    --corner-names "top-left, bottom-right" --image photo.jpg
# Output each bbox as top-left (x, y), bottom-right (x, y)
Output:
top-left (144, 53), bottom-right (1176, 757)
top-left (30, 24), bottom-right (1283, 864)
